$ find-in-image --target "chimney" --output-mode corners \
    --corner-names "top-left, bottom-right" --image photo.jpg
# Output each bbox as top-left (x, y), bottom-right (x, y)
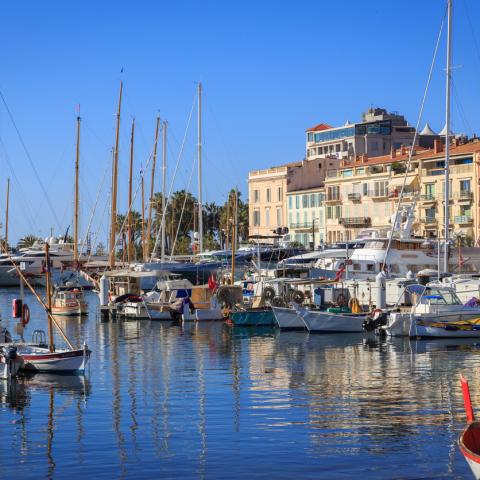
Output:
top-left (390, 146), bottom-right (396, 159)
top-left (434, 139), bottom-right (443, 154)
top-left (362, 154), bottom-right (369, 163)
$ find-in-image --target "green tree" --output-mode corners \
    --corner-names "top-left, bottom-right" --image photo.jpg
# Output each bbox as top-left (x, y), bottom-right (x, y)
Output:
top-left (17, 235), bottom-right (41, 249)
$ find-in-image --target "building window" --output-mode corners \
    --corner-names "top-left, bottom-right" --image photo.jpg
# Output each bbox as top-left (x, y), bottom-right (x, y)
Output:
top-left (277, 207), bottom-right (282, 226)
top-left (460, 179), bottom-right (471, 193)
top-left (277, 187), bottom-right (282, 201)
top-left (253, 190), bottom-right (259, 203)
top-left (303, 211), bottom-right (308, 225)
top-left (307, 132), bottom-right (313, 142)
top-left (302, 195), bottom-right (308, 208)
top-left (253, 209), bottom-right (260, 226)
top-left (310, 194), bottom-right (316, 208)
top-left (424, 183), bottom-right (435, 199)
top-left (326, 206), bottom-right (333, 220)
top-left (288, 196), bottom-right (293, 210)
top-left (265, 208), bottom-right (270, 227)
top-left (266, 188), bottom-right (271, 203)
top-left (327, 186), bottom-right (340, 201)
top-left (295, 195), bottom-right (300, 209)
top-left (335, 206), bottom-right (342, 219)
top-left (371, 141), bottom-right (379, 151)
top-left (296, 212), bottom-right (300, 224)
top-left (288, 212), bottom-right (292, 226)
top-left (336, 144), bottom-right (341, 153)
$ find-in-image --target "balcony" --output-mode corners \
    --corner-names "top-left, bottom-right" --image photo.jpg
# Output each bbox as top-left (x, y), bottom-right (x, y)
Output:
top-left (339, 217), bottom-right (371, 227)
top-left (368, 190), bottom-right (388, 200)
top-left (347, 193), bottom-right (361, 202)
top-left (388, 188), bottom-right (418, 199)
top-left (324, 195), bottom-right (342, 204)
top-left (420, 194), bottom-right (436, 203)
top-left (290, 222), bottom-right (315, 229)
top-left (421, 217), bottom-right (437, 225)
top-left (456, 191), bottom-right (473, 201)
top-left (455, 215), bottom-right (473, 224)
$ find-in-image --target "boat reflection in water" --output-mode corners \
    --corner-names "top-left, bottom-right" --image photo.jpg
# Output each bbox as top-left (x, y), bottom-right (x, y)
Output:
top-left (2, 308), bottom-right (480, 478)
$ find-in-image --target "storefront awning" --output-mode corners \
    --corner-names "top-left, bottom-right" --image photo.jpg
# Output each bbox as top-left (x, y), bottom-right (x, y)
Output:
top-left (389, 175), bottom-right (418, 188)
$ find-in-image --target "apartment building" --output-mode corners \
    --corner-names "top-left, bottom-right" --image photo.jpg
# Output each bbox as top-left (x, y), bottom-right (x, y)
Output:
top-left (248, 163), bottom-right (300, 239)
top-left (323, 138), bottom-right (480, 244)
top-left (305, 108), bottom-right (417, 173)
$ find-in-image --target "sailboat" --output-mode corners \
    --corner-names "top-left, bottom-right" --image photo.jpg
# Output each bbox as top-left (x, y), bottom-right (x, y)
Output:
top-left (51, 115), bottom-right (88, 317)
top-left (14, 229), bottom-right (91, 372)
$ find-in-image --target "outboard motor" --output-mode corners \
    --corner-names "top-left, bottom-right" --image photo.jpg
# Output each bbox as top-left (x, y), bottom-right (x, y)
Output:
top-left (3, 346), bottom-right (17, 361)
top-left (363, 310), bottom-right (389, 333)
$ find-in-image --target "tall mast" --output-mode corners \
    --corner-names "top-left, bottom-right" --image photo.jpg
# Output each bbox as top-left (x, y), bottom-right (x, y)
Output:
top-left (5, 177), bottom-right (10, 250)
top-left (73, 115), bottom-right (81, 266)
top-left (161, 120), bottom-right (167, 261)
top-left (141, 172), bottom-right (146, 261)
top-left (444, 0), bottom-right (452, 273)
top-left (128, 118), bottom-right (135, 263)
top-left (197, 83), bottom-right (203, 254)
top-left (146, 115), bottom-right (160, 260)
top-left (45, 243), bottom-right (54, 352)
top-left (109, 80), bottom-right (123, 269)
top-left (231, 189), bottom-right (238, 284)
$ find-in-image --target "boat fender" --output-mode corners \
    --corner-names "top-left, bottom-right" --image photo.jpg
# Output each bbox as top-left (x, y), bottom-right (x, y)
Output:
top-left (292, 290), bottom-right (305, 305)
top-left (12, 298), bottom-right (22, 318)
top-left (21, 304), bottom-right (30, 326)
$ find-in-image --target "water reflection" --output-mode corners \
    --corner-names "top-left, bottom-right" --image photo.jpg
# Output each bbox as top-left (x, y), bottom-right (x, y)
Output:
top-left (0, 290), bottom-right (479, 478)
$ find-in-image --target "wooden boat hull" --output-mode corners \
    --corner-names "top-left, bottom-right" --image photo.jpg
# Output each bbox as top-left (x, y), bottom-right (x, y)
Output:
top-left (272, 306), bottom-right (305, 330)
top-left (230, 309), bottom-right (275, 326)
top-left (19, 346), bottom-right (90, 373)
top-left (298, 308), bottom-right (366, 333)
top-left (460, 421), bottom-right (480, 479)
top-left (51, 304), bottom-right (88, 316)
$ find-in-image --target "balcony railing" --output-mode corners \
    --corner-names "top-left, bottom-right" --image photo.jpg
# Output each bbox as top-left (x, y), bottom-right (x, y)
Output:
top-left (368, 190), bottom-right (388, 199)
top-left (347, 193), bottom-right (361, 201)
top-left (421, 217), bottom-right (437, 225)
top-left (339, 217), bottom-right (371, 227)
top-left (420, 194), bottom-right (436, 202)
top-left (325, 195), bottom-right (342, 203)
top-left (388, 188), bottom-right (418, 198)
top-left (455, 215), bottom-right (473, 224)
top-left (290, 222), bottom-right (316, 229)
top-left (456, 191), bottom-right (473, 200)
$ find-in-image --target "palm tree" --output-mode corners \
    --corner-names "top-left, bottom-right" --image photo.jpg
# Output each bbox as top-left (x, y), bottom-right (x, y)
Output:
top-left (17, 235), bottom-right (41, 250)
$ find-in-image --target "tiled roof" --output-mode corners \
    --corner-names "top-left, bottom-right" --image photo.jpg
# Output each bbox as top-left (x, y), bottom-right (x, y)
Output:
top-left (306, 123), bottom-right (332, 132)
top-left (337, 140), bottom-right (480, 170)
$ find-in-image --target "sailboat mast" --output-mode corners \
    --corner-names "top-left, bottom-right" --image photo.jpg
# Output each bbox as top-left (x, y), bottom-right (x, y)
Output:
top-left (444, 0), bottom-right (452, 274)
top-left (197, 83), bottom-right (203, 254)
top-left (109, 81), bottom-right (123, 269)
top-left (74, 115), bottom-right (81, 265)
top-left (146, 116), bottom-right (160, 260)
top-left (161, 120), bottom-right (167, 261)
top-left (45, 243), bottom-right (54, 352)
top-left (5, 178), bottom-right (9, 250)
top-left (141, 173), bottom-right (146, 261)
top-left (231, 189), bottom-right (238, 284)
top-left (128, 118), bottom-right (135, 263)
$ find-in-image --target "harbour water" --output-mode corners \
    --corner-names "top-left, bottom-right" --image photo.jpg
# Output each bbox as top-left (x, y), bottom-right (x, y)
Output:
top-left (0, 290), bottom-right (478, 479)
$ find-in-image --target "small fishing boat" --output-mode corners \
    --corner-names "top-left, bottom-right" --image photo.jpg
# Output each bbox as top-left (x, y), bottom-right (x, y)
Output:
top-left (230, 307), bottom-right (275, 326)
top-left (18, 342), bottom-right (90, 373)
top-left (0, 345), bottom-right (23, 380)
top-left (51, 282), bottom-right (88, 316)
top-left (271, 306), bottom-right (305, 330)
top-left (295, 304), bottom-right (366, 333)
top-left (414, 318), bottom-right (480, 338)
top-left (459, 375), bottom-right (480, 479)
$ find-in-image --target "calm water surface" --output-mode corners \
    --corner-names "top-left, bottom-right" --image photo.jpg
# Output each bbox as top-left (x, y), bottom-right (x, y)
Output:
top-left (0, 289), bottom-right (478, 479)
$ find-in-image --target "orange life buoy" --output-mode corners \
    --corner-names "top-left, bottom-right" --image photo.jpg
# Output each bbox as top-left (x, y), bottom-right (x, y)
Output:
top-left (21, 304), bottom-right (30, 326)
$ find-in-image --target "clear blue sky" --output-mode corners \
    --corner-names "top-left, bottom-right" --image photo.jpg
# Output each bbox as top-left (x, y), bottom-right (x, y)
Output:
top-left (0, 0), bottom-right (479, 244)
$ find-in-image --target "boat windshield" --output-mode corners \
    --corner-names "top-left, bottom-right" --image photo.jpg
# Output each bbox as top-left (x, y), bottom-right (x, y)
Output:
top-left (421, 288), bottom-right (462, 306)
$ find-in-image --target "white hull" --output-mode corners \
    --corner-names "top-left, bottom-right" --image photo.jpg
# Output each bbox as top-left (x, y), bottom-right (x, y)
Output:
top-left (272, 306), bottom-right (305, 329)
top-left (182, 306), bottom-right (224, 322)
top-left (18, 346), bottom-right (90, 373)
top-left (385, 310), bottom-right (480, 337)
top-left (414, 323), bottom-right (480, 338)
top-left (298, 308), bottom-right (366, 333)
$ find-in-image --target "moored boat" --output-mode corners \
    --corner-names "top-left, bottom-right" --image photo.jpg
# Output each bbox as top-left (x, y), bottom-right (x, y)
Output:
top-left (0, 345), bottom-right (23, 380)
top-left (295, 305), bottom-right (366, 333)
top-left (272, 306), bottom-right (305, 330)
top-left (230, 307), bottom-right (275, 326)
top-left (459, 375), bottom-right (480, 479)
top-left (51, 282), bottom-right (88, 316)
